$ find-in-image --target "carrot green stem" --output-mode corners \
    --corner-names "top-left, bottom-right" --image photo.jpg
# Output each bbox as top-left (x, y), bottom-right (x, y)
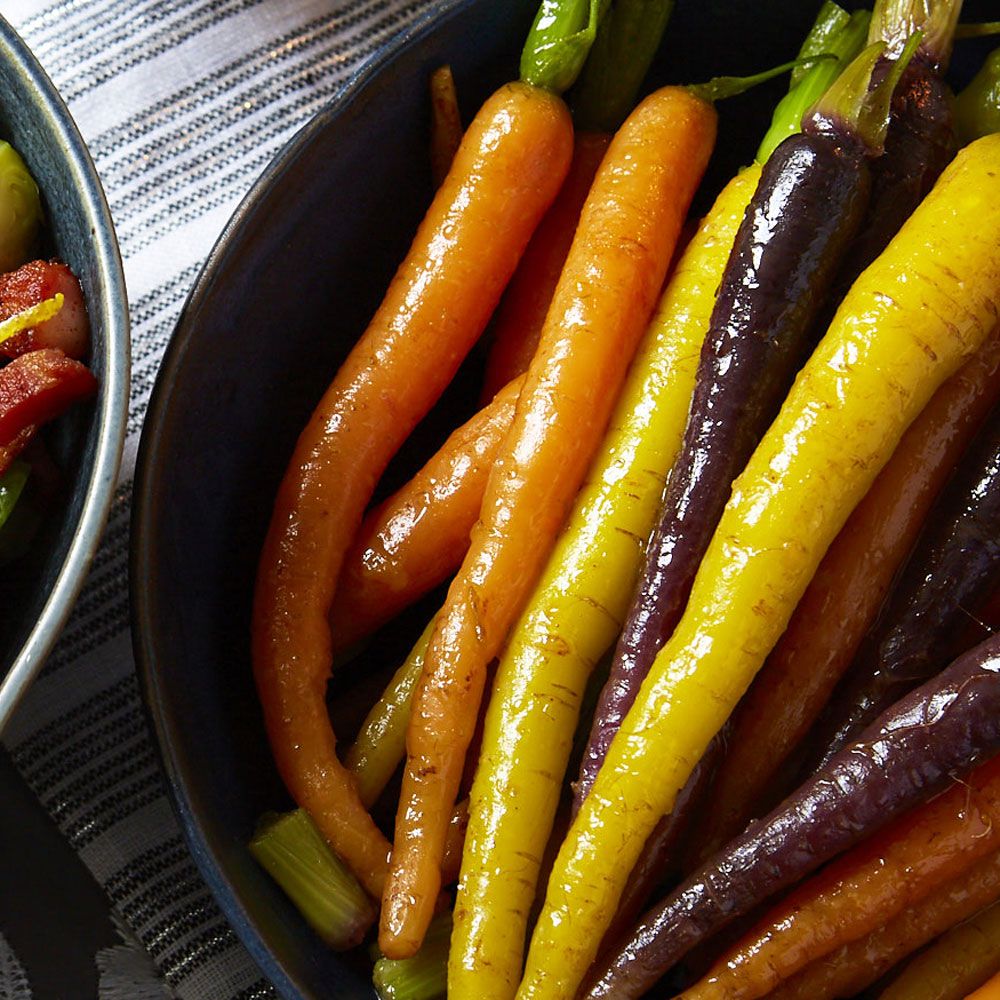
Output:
top-left (869, 0), bottom-right (962, 71)
top-left (956, 21), bottom-right (1000, 40)
top-left (686, 55), bottom-right (834, 105)
top-left (955, 47), bottom-right (1000, 146)
top-left (521, 0), bottom-right (611, 94)
top-left (757, 9), bottom-right (870, 163)
top-left (807, 35), bottom-right (919, 155)
top-left (249, 809), bottom-right (375, 950)
top-left (571, 0), bottom-right (676, 131)
top-left (373, 913), bottom-right (451, 1000)
top-left (791, 1), bottom-right (852, 87)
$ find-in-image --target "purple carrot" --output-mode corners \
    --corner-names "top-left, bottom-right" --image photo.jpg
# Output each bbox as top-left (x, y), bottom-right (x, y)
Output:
top-left (596, 737), bottom-right (722, 957)
top-left (573, 37), bottom-right (918, 809)
top-left (583, 629), bottom-right (1000, 999)
top-left (833, 0), bottom-right (959, 290)
top-left (803, 400), bottom-right (1000, 772)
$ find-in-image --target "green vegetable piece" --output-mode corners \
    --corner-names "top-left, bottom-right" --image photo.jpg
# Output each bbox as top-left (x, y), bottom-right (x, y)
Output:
top-left (869, 0), bottom-right (962, 72)
top-left (757, 10), bottom-right (870, 163)
top-left (249, 809), bottom-right (374, 950)
top-left (373, 913), bottom-right (451, 1000)
top-left (0, 142), bottom-right (41, 273)
top-left (807, 34), bottom-right (920, 155)
top-left (792, 1), bottom-right (852, 87)
top-left (955, 21), bottom-right (1000, 40)
top-left (0, 460), bottom-right (29, 533)
top-left (571, 0), bottom-right (676, 132)
top-left (955, 47), bottom-right (1000, 146)
top-left (520, 0), bottom-right (610, 94)
top-left (686, 55), bottom-right (835, 106)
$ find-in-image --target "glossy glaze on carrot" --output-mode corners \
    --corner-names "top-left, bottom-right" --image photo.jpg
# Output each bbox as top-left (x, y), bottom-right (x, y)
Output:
top-left (681, 750), bottom-right (1000, 1000)
top-left (251, 81), bottom-right (573, 897)
top-left (698, 322), bottom-right (1000, 856)
top-left (328, 375), bottom-right (523, 653)
top-left (585, 631), bottom-right (1000, 998)
top-left (382, 85), bottom-right (716, 959)
top-left (805, 401), bottom-right (1000, 769)
top-left (575, 54), bottom-right (884, 806)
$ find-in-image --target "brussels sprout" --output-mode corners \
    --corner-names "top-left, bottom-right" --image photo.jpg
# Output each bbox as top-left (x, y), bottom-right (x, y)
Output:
top-left (0, 141), bottom-right (41, 273)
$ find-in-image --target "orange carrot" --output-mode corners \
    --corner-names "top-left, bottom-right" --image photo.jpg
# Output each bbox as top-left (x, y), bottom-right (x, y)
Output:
top-left (251, 81), bottom-right (572, 898)
top-left (430, 65), bottom-right (463, 187)
top-left (379, 84), bottom-right (716, 959)
top-left (769, 848), bottom-right (1000, 1000)
top-left (328, 375), bottom-right (523, 652)
top-left (480, 132), bottom-right (611, 401)
top-left (681, 755), bottom-right (1000, 1000)
top-left (697, 320), bottom-right (1000, 857)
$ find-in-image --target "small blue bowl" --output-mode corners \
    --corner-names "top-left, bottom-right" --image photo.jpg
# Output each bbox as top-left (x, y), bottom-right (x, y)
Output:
top-left (131, 0), bottom-right (994, 996)
top-left (0, 16), bottom-right (129, 731)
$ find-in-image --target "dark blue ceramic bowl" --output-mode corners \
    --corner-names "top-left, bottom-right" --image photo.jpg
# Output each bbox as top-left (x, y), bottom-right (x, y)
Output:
top-left (131, 1), bottom-right (994, 996)
top-left (0, 16), bottom-right (129, 730)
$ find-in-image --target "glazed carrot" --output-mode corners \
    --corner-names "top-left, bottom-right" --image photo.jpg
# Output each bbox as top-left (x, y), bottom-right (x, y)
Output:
top-left (251, 81), bottom-right (573, 897)
top-left (479, 133), bottom-right (610, 402)
top-left (328, 376), bottom-right (523, 653)
top-left (594, 10), bottom-right (870, 916)
top-left (482, 0), bottom-right (680, 399)
top-left (768, 849), bottom-right (1000, 1000)
top-left (586, 630), bottom-right (1000, 999)
top-left (698, 321), bottom-right (1000, 856)
top-left (833, 0), bottom-right (960, 301)
top-left (574, 42), bottom-right (908, 805)
top-left (429, 66), bottom-right (462, 188)
top-left (449, 162), bottom-right (757, 1000)
top-left (380, 85), bottom-right (716, 958)
top-left (806, 402), bottom-right (1000, 768)
top-left (680, 756), bottom-right (1000, 1000)
top-left (878, 897), bottom-right (1000, 1000)
top-left (521, 134), bottom-right (1000, 1000)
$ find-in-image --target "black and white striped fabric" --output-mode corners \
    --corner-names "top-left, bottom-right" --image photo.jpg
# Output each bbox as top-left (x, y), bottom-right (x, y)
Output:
top-left (0, 1), bottom-right (438, 996)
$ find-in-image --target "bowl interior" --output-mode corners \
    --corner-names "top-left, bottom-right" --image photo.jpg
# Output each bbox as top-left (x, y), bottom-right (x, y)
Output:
top-left (131, 0), bottom-right (995, 996)
top-left (0, 15), bottom-right (128, 729)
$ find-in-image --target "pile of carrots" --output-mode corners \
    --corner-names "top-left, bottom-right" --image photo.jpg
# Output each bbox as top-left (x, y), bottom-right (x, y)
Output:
top-left (247, 0), bottom-right (1000, 997)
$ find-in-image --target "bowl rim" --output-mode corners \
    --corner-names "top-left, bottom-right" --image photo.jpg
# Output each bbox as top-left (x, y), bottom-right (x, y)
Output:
top-left (0, 14), bottom-right (130, 733)
top-left (131, 0), bottom-right (483, 994)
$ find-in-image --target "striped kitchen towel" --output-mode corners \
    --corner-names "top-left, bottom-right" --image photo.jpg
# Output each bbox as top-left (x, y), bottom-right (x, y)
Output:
top-left (0, 1), bottom-right (440, 996)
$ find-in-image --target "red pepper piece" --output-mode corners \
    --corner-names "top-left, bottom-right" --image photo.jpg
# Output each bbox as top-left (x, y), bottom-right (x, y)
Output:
top-left (0, 348), bottom-right (96, 444)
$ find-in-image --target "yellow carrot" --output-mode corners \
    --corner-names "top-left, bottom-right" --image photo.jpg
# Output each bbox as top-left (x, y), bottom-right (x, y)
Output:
top-left (382, 85), bottom-right (716, 959)
top-left (518, 133), bottom-right (1000, 1000)
top-left (447, 163), bottom-right (761, 1000)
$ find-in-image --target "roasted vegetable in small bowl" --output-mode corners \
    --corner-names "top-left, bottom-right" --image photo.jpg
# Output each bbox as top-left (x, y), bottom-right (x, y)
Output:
top-left (0, 13), bottom-right (128, 731)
